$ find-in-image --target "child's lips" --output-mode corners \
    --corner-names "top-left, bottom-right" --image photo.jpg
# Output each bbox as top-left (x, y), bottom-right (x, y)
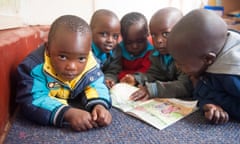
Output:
top-left (156, 46), bottom-right (165, 50)
top-left (62, 73), bottom-right (77, 80)
top-left (104, 44), bottom-right (113, 50)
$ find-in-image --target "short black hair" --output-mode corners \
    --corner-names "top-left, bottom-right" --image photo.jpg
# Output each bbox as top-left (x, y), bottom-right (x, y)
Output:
top-left (48, 15), bottom-right (91, 44)
top-left (120, 12), bottom-right (148, 40)
top-left (90, 9), bottom-right (118, 29)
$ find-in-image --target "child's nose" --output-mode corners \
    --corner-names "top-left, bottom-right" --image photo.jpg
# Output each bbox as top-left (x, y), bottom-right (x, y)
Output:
top-left (156, 35), bottom-right (164, 43)
top-left (107, 36), bottom-right (113, 42)
top-left (131, 43), bottom-right (138, 49)
top-left (66, 62), bottom-right (77, 71)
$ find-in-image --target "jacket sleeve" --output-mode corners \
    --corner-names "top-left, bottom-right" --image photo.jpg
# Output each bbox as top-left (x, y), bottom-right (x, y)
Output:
top-left (145, 71), bottom-right (193, 99)
top-left (83, 76), bottom-right (112, 111)
top-left (16, 58), bottom-right (70, 127)
top-left (195, 74), bottom-right (240, 120)
top-left (134, 55), bottom-right (193, 98)
top-left (103, 46), bottom-right (122, 83)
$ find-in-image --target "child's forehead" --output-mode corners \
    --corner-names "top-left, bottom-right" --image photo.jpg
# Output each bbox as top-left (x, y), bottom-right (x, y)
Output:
top-left (53, 27), bottom-right (91, 44)
top-left (51, 30), bottom-right (91, 53)
top-left (150, 13), bottom-right (182, 30)
top-left (128, 22), bottom-right (146, 33)
top-left (95, 14), bottom-right (114, 21)
top-left (92, 15), bottom-right (119, 28)
top-left (150, 18), bottom-right (169, 30)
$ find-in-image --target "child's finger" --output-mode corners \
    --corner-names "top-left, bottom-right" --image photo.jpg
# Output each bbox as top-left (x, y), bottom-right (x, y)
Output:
top-left (92, 109), bottom-right (98, 121)
top-left (204, 108), bottom-right (214, 121)
top-left (91, 120), bottom-right (99, 128)
top-left (212, 109), bottom-right (220, 124)
top-left (218, 111), bottom-right (229, 124)
top-left (129, 91), bottom-right (139, 100)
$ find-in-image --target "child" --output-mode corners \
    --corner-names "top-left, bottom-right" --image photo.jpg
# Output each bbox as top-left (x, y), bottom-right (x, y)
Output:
top-left (90, 9), bottom-right (121, 88)
top-left (167, 9), bottom-right (240, 124)
top-left (121, 8), bottom-right (193, 101)
top-left (118, 12), bottom-right (154, 81)
top-left (16, 15), bottom-right (112, 131)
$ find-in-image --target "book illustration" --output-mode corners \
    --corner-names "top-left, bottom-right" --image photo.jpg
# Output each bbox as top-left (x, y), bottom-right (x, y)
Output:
top-left (127, 99), bottom-right (197, 129)
top-left (110, 83), bottom-right (198, 130)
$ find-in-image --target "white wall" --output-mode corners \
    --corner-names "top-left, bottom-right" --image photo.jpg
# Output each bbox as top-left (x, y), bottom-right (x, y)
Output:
top-left (0, 0), bottom-right (203, 29)
top-left (94, 0), bottom-right (203, 22)
top-left (19, 0), bottom-right (94, 25)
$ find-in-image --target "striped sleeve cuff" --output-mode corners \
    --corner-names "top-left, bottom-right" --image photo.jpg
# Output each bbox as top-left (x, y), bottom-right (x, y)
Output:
top-left (51, 105), bottom-right (71, 127)
top-left (85, 99), bottom-right (112, 112)
top-left (145, 82), bottom-right (158, 98)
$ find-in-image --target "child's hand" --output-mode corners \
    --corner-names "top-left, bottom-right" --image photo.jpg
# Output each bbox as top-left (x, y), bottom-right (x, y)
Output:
top-left (64, 108), bottom-right (97, 131)
top-left (203, 104), bottom-right (229, 124)
top-left (120, 74), bottom-right (136, 86)
top-left (92, 104), bottom-right (112, 126)
top-left (129, 85), bottom-right (150, 101)
top-left (105, 79), bottom-right (115, 89)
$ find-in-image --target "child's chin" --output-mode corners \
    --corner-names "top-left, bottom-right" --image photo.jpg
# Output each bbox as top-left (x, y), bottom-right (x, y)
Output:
top-left (158, 49), bottom-right (168, 55)
top-left (61, 76), bottom-right (76, 81)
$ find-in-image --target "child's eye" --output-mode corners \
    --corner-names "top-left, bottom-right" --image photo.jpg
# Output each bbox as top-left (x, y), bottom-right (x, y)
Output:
top-left (162, 32), bottom-right (170, 38)
top-left (125, 41), bottom-right (132, 45)
top-left (136, 38), bottom-right (146, 43)
top-left (78, 57), bottom-right (87, 63)
top-left (113, 34), bottom-right (119, 40)
top-left (100, 32), bottom-right (108, 37)
top-left (58, 55), bottom-right (67, 60)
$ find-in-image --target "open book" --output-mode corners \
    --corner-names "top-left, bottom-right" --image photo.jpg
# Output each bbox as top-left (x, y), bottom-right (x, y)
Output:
top-left (110, 83), bottom-right (198, 130)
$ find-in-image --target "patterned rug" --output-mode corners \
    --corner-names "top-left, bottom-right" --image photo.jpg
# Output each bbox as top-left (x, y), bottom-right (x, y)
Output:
top-left (5, 108), bottom-right (240, 144)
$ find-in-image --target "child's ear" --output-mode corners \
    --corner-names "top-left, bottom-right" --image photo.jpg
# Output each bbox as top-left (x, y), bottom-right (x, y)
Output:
top-left (203, 52), bottom-right (216, 65)
top-left (45, 42), bottom-right (50, 57)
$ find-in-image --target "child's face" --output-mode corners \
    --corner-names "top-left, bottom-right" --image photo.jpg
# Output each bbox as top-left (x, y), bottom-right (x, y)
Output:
top-left (47, 28), bottom-right (91, 81)
top-left (150, 19), bottom-right (171, 55)
top-left (92, 16), bottom-right (120, 53)
top-left (171, 48), bottom-right (214, 78)
top-left (124, 23), bottom-right (148, 56)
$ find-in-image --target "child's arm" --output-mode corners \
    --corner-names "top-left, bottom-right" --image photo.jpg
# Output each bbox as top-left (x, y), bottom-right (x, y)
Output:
top-left (64, 107), bottom-right (98, 131)
top-left (83, 76), bottom-right (112, 126)
top-left (83, 76), bottom-right (112, 112)
top-left (144, 72), bottom-right (192, 99)
top-left (129, 85), bottom-right (150, 101)
top-left (103, 45), bottom-right (122, 83)
top-left (196, 75), bottom-right (240, 121)
top-left (16, 58), bottom-right (70, 127)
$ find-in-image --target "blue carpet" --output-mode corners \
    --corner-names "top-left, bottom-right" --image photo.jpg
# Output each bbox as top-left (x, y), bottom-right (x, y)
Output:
top-left (4, 108), bottom-right (240, 144)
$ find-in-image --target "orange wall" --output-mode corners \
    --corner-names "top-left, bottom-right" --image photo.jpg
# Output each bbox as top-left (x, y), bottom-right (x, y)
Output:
top-left (0, 26), bottom-right (49, 142)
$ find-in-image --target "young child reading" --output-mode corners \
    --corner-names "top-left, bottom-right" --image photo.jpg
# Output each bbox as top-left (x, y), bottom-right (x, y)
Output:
top-left (167, 9), bottom-right (240, 124)
top-left (16, 15), bottom-right (112, 131)
top-left (121, 7), bottom-right (193, 101)
top-left (90, 9), bottom-right (121, 88)
top-left (118, 12), bottom-right (154, 81)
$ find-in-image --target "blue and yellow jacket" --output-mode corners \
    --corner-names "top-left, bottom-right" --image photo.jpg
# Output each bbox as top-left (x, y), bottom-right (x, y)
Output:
top-left (16, 45), bottom-right (112, 127)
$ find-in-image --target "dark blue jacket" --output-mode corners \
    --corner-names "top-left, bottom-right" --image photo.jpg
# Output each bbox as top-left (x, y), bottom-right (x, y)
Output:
top-left (194, 73), bottom-right (240, 120)
top-left (16, 45), bottom-right (111, 127)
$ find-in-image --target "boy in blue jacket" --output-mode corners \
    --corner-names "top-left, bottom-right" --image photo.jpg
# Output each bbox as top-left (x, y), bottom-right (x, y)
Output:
top-left (16, 15), bottom-right (112, 131)
top-left (168, 9), bottom-right (240, 124)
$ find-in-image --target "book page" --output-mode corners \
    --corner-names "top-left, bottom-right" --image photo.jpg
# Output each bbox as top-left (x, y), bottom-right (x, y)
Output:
top-left (110, 83), bottom-right (198, 130)
top-left (127, 99), bottom-right (198, 130)
top-left (110, 83), bottom-right (142, 112)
